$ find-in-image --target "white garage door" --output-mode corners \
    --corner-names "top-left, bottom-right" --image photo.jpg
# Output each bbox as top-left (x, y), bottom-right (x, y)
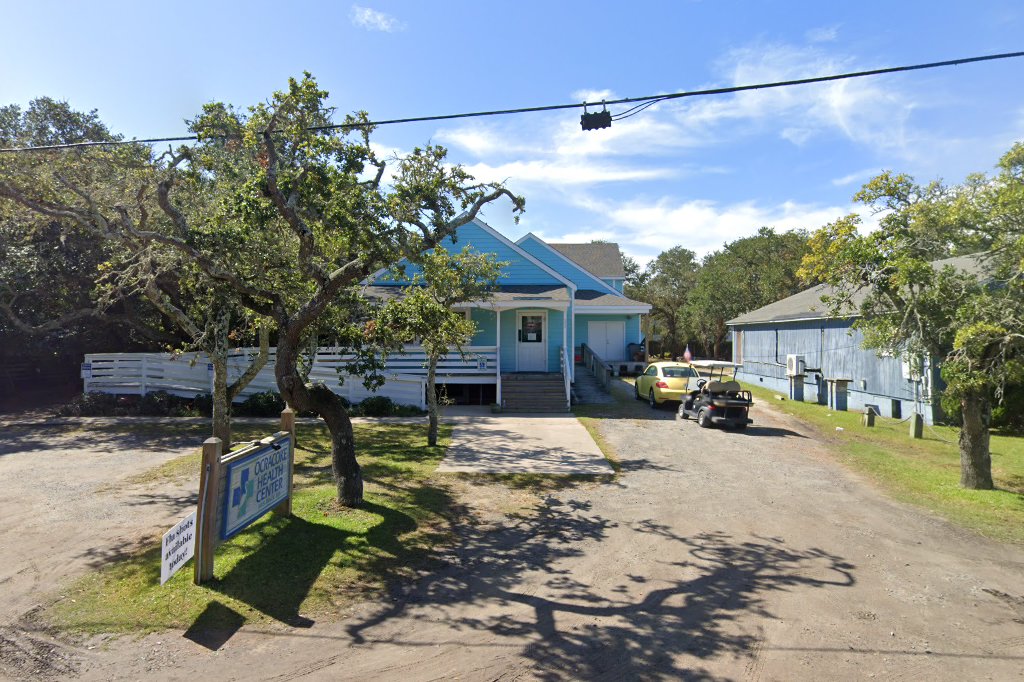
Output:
top-left (588, 321), bottom-right (626, 361)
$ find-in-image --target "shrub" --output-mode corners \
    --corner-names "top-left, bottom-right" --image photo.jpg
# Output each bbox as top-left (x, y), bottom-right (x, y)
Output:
top-left (356, 395), bottom-right (395, 417)
top-left (993, 384), bottom-right (1024, 434)
top-left (236, 391), bottom-right (285, 417)
top-left (138, 390), bottom-right (174, 416)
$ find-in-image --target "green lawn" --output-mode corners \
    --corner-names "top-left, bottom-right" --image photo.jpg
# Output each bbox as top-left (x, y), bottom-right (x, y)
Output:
top-left (48, 422), bottom-right (453, 634)
top-left (744, 382), bottom-right (1024, 544)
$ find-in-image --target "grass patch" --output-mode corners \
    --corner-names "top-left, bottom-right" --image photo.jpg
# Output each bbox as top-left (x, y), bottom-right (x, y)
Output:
top-left (744, 382), bottom-right (1024, 544)
top-left (575, 414), bottom-right (621, 474)
top-left (48, 422), bottom-right (453, 634)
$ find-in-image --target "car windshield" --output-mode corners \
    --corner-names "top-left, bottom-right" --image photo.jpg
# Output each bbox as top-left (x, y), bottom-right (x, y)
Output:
top-left (663, 367), bottom-right (696, 378)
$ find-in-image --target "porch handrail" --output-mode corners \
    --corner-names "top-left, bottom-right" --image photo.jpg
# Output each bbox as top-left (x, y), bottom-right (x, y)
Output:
top-left (581, 343), bottom-right (613, 390)
top-left (559, 345), bottom-right (571, 411)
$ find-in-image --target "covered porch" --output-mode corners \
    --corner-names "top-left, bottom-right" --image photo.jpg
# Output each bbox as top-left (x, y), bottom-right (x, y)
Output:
top-left (459, 285), bottom-right (572, 412)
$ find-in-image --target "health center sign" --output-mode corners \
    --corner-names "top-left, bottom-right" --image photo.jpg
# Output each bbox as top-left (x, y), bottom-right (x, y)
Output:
top-left (222, 437), bottom-right (292, 539)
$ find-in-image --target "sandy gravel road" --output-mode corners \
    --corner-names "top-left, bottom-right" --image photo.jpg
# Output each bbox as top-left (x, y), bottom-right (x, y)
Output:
top-left (4, 401), bottom-right (1024, 681)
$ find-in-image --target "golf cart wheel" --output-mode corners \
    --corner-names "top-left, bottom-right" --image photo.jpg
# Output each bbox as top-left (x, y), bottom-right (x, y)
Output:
top-left (649, 390), bottom-right (658, 409)
top-left (676, 405), bottom-right (688, 420)
top-left (734, 422), bottom-right (748, 431)
top-left (697, 409), bottom-right (712, 428)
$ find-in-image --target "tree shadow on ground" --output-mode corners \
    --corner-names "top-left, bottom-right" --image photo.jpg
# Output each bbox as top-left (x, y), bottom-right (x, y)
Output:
top-left (209, 516), bottom-right (348, 627)
top-left (182, 601), bottom-right (246, 651)
top-left (345, 498), bottom-right (855, 680)
top-left (0, 422), bottom-right (206, 457)
top-left (208, 502), bottom-right (420, 629)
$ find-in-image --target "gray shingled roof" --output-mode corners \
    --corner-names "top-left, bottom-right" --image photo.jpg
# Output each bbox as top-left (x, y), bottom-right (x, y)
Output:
top-left (575, 289), bottom-right (650, 308)
top-left (727, 252), bottom-right (990, 326)
top-left (549, 243), bottom-right (626, 278)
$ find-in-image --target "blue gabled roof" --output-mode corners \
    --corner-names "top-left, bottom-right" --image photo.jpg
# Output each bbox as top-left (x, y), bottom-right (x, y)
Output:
top-left (516, 233), bottom-right (623, 297)
top-left (370, 218), bottom-right (574, 288)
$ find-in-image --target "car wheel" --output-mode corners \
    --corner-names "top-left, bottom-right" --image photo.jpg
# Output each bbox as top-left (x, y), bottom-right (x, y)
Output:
top-left (649, 390), bottom-right (658, 409)
top-left (697, 409), bottom-right (711, 428)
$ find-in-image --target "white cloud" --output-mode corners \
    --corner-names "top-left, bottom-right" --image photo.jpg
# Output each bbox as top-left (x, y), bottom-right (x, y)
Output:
top-left (462, 159), bottom-right (675, 187)
top-left (831, 167), bottom-right (882, 187)
top-left (806, 26), bottom-right (839, 43)
top-left (436, 126), bottom-right (544, 158)
top-left (572, 88), bottom-right (618, 103)
top-left (570, 193), bottom-right (853, 262)
top-left (657, 43), bottom-right (916, 157)
top-left (350, 6), bottom-right (403, 32)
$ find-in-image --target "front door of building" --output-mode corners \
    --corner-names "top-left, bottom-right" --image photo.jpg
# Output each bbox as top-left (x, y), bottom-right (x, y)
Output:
top-left (516, 312), bottom-right (547, 372)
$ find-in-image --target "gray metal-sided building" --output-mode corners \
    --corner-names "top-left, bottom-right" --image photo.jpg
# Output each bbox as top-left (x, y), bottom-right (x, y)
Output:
top-left (726, 285), bottom-right (937, 422)
top-left (725, 254), bottom-right (986, 424)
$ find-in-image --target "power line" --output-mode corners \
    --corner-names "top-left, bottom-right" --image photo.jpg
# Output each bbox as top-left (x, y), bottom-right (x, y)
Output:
top-left (2, 49), bottom-right (1022, 153)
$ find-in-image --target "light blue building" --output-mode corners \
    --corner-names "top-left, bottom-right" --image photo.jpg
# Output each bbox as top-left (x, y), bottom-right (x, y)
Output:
top-left (366, 217), bottom-right (650, 411)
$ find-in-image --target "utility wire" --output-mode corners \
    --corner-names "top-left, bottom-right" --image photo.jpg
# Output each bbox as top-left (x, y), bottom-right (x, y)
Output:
top-left (1, 49), bottom-right (1022, 153)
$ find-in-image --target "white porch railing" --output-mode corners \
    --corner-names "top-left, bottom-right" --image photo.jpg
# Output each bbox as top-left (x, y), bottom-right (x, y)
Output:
top-left (560, 345), bottom-right (571, 411)
top-left (81, 345), bottom-right (500, 410)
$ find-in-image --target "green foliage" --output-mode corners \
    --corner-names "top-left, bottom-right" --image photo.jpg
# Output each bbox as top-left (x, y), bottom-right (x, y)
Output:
top-left (0, 99), bottom-right (172, 371)
top-left (690, 227), bottom-right (811, 357)
top-left (1, 74), bottom-right (525, 505)
top-left (630, 228), bottom-right (811, 358)
top-left (630, 246), bottom-right (698, 357)
top-left (237, 390), bottom-right (286, 417)
top-left (378, 245), bottom-right (504, 356)
top-left (354, 395), bottom-right (395, 417)
top-left (55, 391), bottom-right (205, 417)
top-left (802, 142), bottom-right (1024, 488)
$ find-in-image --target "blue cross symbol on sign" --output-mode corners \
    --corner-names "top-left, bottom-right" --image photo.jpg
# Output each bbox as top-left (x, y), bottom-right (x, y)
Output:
top-left (231, 469), bottom-right (254, 516)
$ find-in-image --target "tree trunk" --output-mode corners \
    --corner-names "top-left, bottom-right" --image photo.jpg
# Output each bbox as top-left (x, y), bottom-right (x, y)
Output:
top-left (426, 354), bottom-right (439, 447)
top-left (959, 391), bottom-right (994, 490)
top-left (275, 329), bottom-right (363, 506)
top-left (209, 317), bottom-right (232, 449)
top-left (211, 352), bottom-right (231, 450)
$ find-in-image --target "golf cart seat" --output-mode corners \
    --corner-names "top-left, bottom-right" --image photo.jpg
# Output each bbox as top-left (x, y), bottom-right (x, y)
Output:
top-left (706, 380), bottom-right (726, 394)
top-left (722, 380), bottom-right (741, 395)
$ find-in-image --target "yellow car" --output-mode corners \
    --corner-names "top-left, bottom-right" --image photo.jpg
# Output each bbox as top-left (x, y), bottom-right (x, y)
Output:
top-left (634, 361), bottom-right (700, 408)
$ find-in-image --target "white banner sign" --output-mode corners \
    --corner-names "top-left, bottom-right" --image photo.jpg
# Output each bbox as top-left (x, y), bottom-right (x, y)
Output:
top-left (161, 511), bottom-right (196, 585)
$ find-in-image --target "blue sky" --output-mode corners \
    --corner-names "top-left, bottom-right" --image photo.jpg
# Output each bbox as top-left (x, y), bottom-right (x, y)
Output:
top-left (2, 1), bottom-right (1023, 265)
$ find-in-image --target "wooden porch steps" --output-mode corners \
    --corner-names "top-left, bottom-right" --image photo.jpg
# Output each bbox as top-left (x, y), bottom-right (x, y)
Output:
top-left (501, 373), bottom-right (569, 413)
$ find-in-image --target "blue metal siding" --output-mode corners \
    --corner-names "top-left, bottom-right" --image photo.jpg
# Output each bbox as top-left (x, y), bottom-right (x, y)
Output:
top-left (732, 320), bottom-right (937, 422)
top-left (374, 222), bottom-right (562, 286)
top-left (518, 235), bottom-right (610, 292)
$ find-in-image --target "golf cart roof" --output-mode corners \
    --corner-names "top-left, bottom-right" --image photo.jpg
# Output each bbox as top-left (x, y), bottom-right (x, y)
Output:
top-left (689, 360), bottom-right (742, 369)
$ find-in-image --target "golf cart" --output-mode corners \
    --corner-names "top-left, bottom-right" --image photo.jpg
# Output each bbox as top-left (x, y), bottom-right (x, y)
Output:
top-left (676, 360), bottom-right (753, 430)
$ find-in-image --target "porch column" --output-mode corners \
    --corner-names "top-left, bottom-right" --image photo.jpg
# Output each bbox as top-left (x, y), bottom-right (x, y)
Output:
top-left (495, 308), bottom-right (502, 407)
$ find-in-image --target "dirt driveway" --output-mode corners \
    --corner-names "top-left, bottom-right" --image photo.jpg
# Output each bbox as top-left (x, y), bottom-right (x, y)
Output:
top-left (4, 402), bottom-right (1024, 680)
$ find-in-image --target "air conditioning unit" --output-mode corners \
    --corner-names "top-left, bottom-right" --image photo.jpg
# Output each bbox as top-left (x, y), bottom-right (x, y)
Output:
top-left (786, 354), bottom-right (805, 377)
